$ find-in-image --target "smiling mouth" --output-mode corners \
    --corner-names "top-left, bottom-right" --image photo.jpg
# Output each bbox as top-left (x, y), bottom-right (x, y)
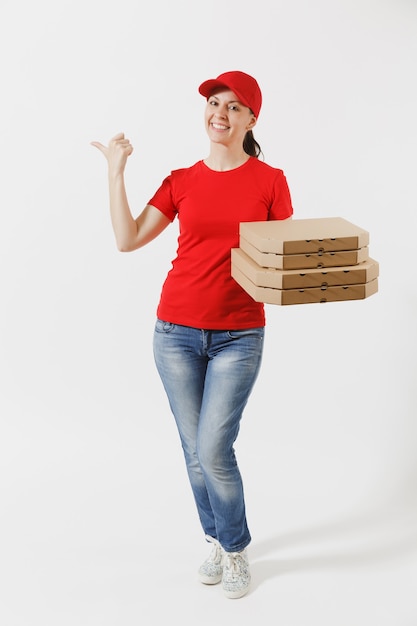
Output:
top-left (211, 123), bottom-right (229, 130)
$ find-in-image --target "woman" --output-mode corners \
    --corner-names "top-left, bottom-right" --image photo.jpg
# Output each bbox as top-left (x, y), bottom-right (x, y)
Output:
top-left (92, 71), bottom-right (293, 599)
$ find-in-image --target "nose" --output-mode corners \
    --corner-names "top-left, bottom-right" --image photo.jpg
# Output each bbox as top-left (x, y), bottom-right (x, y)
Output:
top-left (215, 103), bottom-right (228, 118)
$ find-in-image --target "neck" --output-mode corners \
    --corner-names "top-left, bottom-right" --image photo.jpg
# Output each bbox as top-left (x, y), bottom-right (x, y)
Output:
top-left (204, 144), bottom-right (249, 172)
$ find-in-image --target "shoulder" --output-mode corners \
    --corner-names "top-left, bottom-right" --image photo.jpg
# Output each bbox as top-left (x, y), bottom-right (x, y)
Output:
top-left (162, 162), bottom-right (206, 197)
top-left (247, 157), bottom-right (285, 177)
top-left (168, 161), bottom-right (202, 180)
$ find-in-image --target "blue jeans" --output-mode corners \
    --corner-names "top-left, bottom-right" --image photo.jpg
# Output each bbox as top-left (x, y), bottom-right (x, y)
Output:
top-left (153, 319), bottom-right (264, 553)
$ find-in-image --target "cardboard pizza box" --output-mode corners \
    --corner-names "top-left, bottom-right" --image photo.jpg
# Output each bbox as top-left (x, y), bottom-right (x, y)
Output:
top-left (231, 248), bottom-right (379, 289)
top-left (231, 263), bottom-right (378, 306)
top-left (240, 236), bottom-right (369, 270)
top-left (240, 217), bottom-right (369, 254)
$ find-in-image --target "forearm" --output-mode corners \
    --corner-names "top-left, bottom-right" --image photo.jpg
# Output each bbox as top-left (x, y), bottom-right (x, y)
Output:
top-left (92, 133), bottom-right (169, 251)
top-left (108, 172), bottom-right (138, 251)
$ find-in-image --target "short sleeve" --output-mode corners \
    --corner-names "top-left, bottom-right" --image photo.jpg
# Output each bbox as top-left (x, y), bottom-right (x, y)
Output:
top-left (268, 170), bottom-right (294, 221)
top-left (147, 174), bottom-right (177, 222)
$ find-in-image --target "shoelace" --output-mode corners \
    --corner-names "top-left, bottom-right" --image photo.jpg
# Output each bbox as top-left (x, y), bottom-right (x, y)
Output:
top-left (205, 535), bottom-right (223, 564)
top-left (224, 552), bottom-right (244, 574)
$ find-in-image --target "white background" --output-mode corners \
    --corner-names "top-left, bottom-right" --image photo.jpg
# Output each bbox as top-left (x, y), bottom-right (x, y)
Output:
top-left (1, 0), bottom-right (416, 624)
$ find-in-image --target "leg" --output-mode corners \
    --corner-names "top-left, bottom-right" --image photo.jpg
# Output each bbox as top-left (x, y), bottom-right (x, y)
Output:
top-left (152, 319), bottom-right (217, 538)
top-left (153, 321), bottom-right (264, 552)
top-left (197, 327), bottom-right (264, 553)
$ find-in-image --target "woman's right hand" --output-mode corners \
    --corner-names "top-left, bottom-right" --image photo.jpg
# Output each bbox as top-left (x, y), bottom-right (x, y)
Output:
top-left (91, 132), bottom-right (171, 251)
top-left (91, 132), bottom-right (134, 176)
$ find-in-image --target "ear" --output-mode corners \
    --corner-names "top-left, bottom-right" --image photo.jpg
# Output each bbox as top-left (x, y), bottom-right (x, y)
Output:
top-left (246, 115), bottom-right (257, 130)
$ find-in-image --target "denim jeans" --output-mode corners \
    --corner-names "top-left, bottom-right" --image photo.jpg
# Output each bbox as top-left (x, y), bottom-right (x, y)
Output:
top-left (153, 319), bottom-right (265, 553)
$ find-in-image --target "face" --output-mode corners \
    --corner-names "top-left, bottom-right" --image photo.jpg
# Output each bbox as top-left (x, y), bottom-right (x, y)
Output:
top-left (204, 88), bottom-right (257, 148)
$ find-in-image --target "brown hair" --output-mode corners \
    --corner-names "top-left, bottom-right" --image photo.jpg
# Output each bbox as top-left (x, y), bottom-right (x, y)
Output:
top-left (243, 130), bottom-right (263, 159)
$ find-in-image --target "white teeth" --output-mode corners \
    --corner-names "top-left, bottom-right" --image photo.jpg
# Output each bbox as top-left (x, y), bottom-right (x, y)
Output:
top-left (212, 123), bottom-right (228, 130)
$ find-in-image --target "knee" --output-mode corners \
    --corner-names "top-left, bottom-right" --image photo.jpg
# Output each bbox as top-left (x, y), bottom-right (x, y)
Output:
top-left (197, 440), bottom-right (233, 476)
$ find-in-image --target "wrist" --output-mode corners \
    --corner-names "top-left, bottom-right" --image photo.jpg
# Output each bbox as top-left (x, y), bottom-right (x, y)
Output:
top-left (108, 169), bottom-right (125, 184)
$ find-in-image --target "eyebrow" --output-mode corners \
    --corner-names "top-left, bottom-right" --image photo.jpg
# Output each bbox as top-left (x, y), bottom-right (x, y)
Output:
top-left (209, 95), bottom-right (242, 105)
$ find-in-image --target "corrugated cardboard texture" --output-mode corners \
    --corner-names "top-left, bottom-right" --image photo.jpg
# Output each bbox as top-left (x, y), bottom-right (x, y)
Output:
top-left (231, 248), bottom-right (379, 289)
top-left (240, 236), bottom-right (369, 270)
top-left (240, 217), bottom-right (370, 254)
top-left (232, 263), bottom-right (379, 305)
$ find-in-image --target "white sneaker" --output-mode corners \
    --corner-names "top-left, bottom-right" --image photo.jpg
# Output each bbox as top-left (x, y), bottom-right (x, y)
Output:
top-left (198, 536), bottom-right (224, 585)
top-left (222, 549), bottom-right (251, 599)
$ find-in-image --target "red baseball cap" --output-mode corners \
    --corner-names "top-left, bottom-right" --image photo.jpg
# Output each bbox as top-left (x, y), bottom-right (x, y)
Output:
top-left (198, 71), bottom-right (262, 118)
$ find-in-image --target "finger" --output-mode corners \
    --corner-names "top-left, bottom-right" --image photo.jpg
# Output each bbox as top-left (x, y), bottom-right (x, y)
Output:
top-left (111, 132), bottom-right (125, 141)
top-left (115, 139), bottom-right (134, 152)
top-left (90, 141), bottom-right (107, 154)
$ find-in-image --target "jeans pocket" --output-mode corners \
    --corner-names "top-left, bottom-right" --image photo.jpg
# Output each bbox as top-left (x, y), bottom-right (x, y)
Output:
top-left (226, 327), bottom-right (265, 340)
top-left (155, 318), bottom-right (175, 333)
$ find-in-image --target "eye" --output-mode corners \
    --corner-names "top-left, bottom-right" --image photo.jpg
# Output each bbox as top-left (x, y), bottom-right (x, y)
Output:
top-left (208, 99), bottom-right (218, 106)
top-left (228, 104), bottom-right (240, 111)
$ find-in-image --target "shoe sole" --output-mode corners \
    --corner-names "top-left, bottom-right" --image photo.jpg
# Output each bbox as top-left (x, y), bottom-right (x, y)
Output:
top-left (199, 574), bottom-right (222, 585)
top-left (223, 585), bottom-right (250, 599)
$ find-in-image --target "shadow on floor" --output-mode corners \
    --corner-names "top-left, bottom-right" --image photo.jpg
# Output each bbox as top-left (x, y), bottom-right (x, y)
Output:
top-left (249, 501), bottom-right (417, 590)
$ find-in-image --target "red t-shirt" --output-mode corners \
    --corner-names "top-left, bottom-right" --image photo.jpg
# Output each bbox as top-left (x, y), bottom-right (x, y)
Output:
top-left (148, 157), bottom-right (293, 329)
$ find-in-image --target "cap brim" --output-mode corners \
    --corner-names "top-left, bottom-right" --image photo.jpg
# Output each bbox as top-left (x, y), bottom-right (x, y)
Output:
top-left (198, 79), bottom-right (252, 114)
top-left (198, 79), bottom-right (230, 98)
top-left (198, 73), bottom-right (261, 118)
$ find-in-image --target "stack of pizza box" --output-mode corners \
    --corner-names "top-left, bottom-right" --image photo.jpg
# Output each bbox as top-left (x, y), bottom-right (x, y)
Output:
top-left (231, 217), bottom-right (379, 305)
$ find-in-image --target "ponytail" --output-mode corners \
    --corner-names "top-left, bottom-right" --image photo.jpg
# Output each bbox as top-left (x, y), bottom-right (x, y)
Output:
top-left (243, 130), bottom-right (263, 159)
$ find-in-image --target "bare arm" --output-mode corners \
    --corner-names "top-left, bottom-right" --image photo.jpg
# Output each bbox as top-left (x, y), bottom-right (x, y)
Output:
top-left (91, 133), bottom-right (171, 252)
